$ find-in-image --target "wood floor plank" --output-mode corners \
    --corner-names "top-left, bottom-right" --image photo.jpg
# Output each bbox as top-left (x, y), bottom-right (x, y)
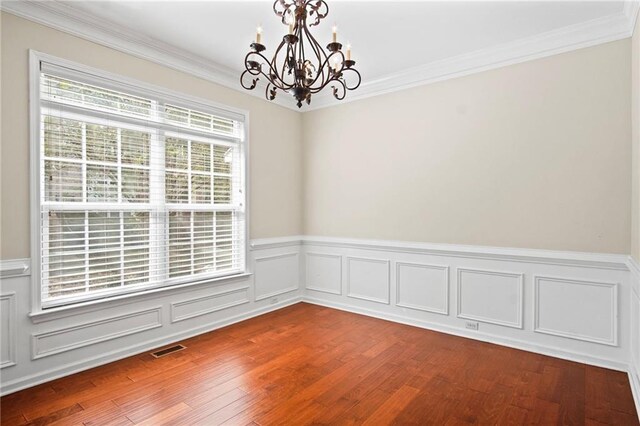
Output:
top-left (133, 402), bottom-right (191, 426)
top-left (361, 384), bottom-right (421, 425)
top-left (1, 303), bottom-right (637, 425)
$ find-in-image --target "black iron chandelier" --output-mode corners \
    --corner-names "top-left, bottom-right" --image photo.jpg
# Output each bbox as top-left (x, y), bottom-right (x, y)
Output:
top-left (241, 0), bottom-right (362, 108)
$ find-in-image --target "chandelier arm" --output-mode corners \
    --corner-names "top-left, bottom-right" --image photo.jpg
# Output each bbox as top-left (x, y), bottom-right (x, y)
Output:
top-left (244, 50), bottom-right (270, 73)
top-left (263, 64), bottom-right (291, 90)
top-left (240, 69), bottom-right (259, 90)
top-left (299, 34), bottom-right (308, 87)
top-left (262, 69), bottom-right (288, 91)
top-left (290, 36), bottom-right (299, 87)
top-left (244, 51), bottom-right (291, 90)
top-left (265, 82), bottom-right (279, 100)
top-left (331, 79), bottom-right (347, 100)
top-left (270, 38), bottom-right (286, 76)
top-left (243, 51), bottom-right (291, 91)
top-left (342, 67), bottom-right (362, 91)
top-left (308, 72), bottom-right (340, 94)
top-left (300, 22), bottom-right (331, 89)
top-left (308, 50), bottom-right (344, 89)
top-left (279, 44), bottom-right (290, 86)
top-left (267, 40), bottom-right (296, 90)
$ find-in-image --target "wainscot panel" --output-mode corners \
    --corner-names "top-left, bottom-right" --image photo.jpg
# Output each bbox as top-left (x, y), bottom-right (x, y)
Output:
top-left (305, 252), bottom-right (342, 295)
top-left (0, 237), bottom-right (303, 396)
top-left (534, 276), bottom-right (617, 346)
top-left (396, 262), bottom-right (449, 315)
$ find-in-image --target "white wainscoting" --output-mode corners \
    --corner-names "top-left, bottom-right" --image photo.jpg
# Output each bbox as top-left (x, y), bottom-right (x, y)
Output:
top-left (396, 262), bottom-right (449, 315)
top-left (0, 237), bottom-right (303, 396)
top-left (534, 276), bottom-right (618, 346)
top-left (457, 268), bottom-right (524, 329)
top-left (31, 307), bottom-right (163, 360)
top-left (305, 252), bottom-right (342, 295)
top-left (0, 293), bottom-right (17, 368)
top-left (254, 252), bottom-right (300, 301)
top-left (301, 236), bottom-right (631, 373)
top-left (346, 257), bottom-right (391, 304)
top-left (170, 286), bottom-right (250, 323)
top-left (2, 235), bottom-right (638, 406)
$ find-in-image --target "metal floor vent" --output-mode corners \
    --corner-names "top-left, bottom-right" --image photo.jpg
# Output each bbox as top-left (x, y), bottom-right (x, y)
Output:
top-left (150, 344), bottom-right (186, 358)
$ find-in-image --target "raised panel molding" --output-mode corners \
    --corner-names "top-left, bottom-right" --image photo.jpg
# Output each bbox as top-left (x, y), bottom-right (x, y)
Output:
top-left (396, 262), bottom-right (449, 315)
top-left (305, 252), bottom-right (342, 295)
top-left (31, 307), bottom-right (163, 359)
top-left (254, 253), bottom-right (300, 301)
top-left (632, 290), bottom-right (640, 373)
top-left (346, 257), bottom-right (390, 304)
top-left (534, 276), bottom-right (618, 346)
top-left (0, 293), bottom-right (17, 369)
top-left (457, 268), bottom-right (524, 329)
top-left (170, 286), bottom-right (250, 323)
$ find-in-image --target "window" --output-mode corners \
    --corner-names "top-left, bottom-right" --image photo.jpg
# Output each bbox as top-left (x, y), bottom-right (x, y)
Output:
top-left (32, 53), bottom-right (247, 309)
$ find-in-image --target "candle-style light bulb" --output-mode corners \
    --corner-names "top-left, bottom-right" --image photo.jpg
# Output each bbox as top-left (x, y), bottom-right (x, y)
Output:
top-left (287, 13), bottom-right (295, 35)
top-left (346, 43), bottom-right (351, 61)
top-left (256, 25), bottom-right (263, 44)
top-left (332, 25), bottom-right (337, 43)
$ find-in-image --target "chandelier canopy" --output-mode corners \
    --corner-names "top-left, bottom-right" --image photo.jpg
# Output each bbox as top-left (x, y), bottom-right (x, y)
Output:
top-left (241, 0), bottom-right (362, 108)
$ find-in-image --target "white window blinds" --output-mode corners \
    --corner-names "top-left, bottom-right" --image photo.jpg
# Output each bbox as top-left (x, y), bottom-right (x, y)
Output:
top-left (37, 62), bottom-right (246, 308)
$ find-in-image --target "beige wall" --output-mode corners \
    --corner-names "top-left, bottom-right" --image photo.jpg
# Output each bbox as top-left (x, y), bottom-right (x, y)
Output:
top-left (0, 12), bottom-right (303, 260)
top-left (633, 13), bottom-right (640, 262)
top-left (1, 12), bottom-right (635, 258)
top-left (303, 40), bottom-right (631, 253)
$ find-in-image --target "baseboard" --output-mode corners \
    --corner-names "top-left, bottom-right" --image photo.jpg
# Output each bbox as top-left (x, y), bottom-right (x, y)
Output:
top-left (0, 296), bottom-right (302, 396)
top-left (302, 296), bottom-right (628, 372)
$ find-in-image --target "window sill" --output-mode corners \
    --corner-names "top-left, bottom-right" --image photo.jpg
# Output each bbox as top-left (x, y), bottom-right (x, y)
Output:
top-left (29, 272), bottom-right (253, 324)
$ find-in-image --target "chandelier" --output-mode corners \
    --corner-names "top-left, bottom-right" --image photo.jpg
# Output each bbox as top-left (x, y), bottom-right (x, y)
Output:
top-left (241, 0), bottom-right (362, 108)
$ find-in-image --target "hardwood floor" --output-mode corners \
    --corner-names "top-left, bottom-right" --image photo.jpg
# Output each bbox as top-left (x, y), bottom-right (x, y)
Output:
top-left (1, 302), bottom-right (638, 425)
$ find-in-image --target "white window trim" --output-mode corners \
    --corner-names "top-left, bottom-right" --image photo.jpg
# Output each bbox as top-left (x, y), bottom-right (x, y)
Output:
top-left (29, 50), bottom-right (251, 317)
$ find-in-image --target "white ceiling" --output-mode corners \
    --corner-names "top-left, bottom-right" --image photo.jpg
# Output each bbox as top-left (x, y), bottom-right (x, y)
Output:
top-left (65, 0), bottom-right (623, 82)
top-left (2, 1), bottom-right (637, 110)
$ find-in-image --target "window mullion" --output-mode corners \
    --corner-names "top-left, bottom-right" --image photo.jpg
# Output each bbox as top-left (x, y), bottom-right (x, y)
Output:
top-left (82, 123), bottom-right (87, 203)
top-left (149, 100), bottom-right (166, 285)
top-left (82, 123), bottom-right (89, 295)
top-left (120, 211), bottom-right (125, 289)
top-left (211, 147), bottom-right (216, 269)
top-left (41, 116), bottom-right (50, 302)
top-left (187, 140), bottom-right (194, 275)
top-left (117, 129), bottom-right (124, 288)
top-left (84, 211), bottom-right (89, 295)
top-left (190, 211), bottom-right (195, 276)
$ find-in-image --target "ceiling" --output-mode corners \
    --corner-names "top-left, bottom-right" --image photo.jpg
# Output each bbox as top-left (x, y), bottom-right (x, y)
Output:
top-left (2, 1), bottom-right (637, 110)
top-left (65, 1), bottom-right (624, 81)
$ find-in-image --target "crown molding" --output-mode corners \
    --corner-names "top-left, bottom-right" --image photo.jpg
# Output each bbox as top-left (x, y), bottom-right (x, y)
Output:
top-left (2, 1), bottom-right (638, 113)
top-left (306, 2), bottom-right (640, 111)
top-left (0, 0), bottom-right (298, 111)
top-left (624, 0), bottom-right (640, 31)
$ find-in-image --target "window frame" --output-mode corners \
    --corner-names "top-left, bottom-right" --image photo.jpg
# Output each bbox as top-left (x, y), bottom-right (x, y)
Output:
top-left (29, 50), bottom-right (251, 315)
